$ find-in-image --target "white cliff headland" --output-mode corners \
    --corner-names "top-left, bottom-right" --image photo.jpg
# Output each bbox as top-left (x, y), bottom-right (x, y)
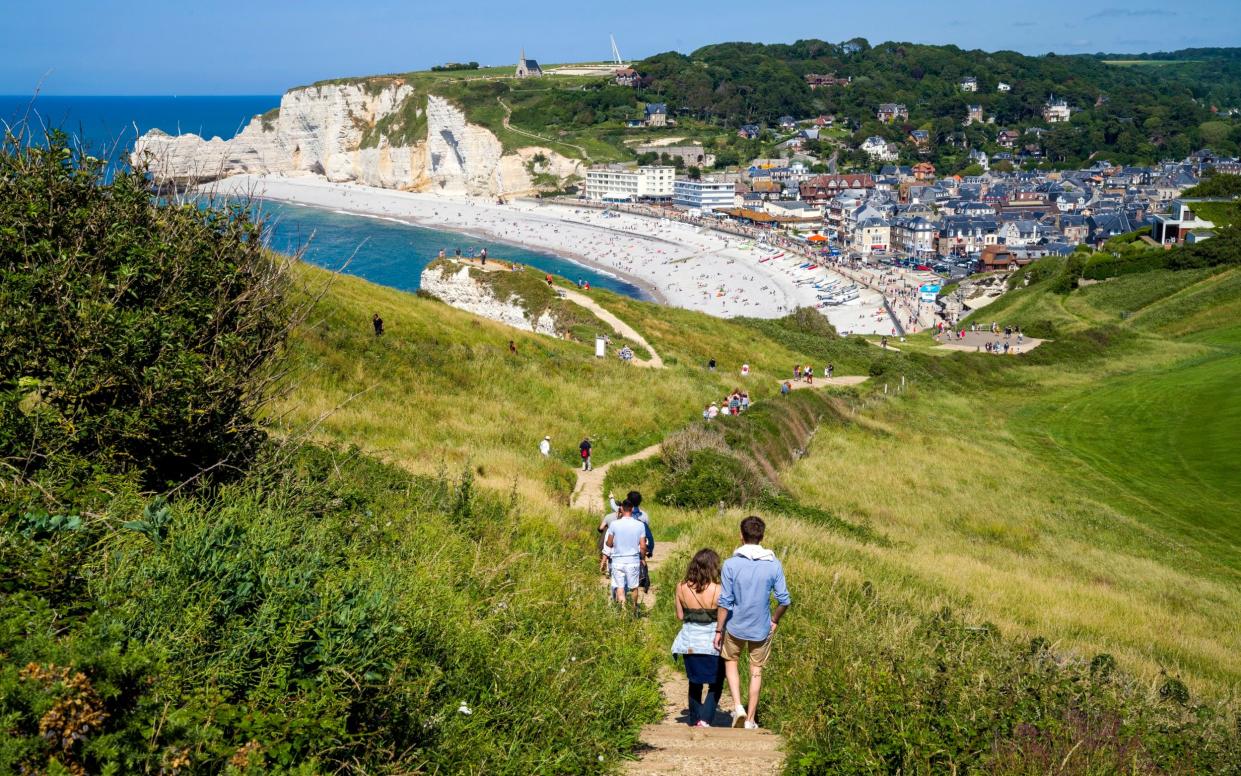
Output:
top-left (132, 81), bottom-right (578, 197)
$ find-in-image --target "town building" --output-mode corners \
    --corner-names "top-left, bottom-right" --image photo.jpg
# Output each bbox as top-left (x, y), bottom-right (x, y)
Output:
top-left (644, 103), bottom-right (669, 127)
top-left (892, 216), bottom-right (937, 257)
top-left (583, 165), bottom-right (675, 202)
top-left (673, 178), bottom-right (735, 212)
top-left (877, 103), bottom-right (909, 123)
top-left (515, 49), bottom-right (542, 78)
top-left (997, 82), bottom-right (1011, 92)
top-left (799, 174), bottom-right (876, 204)
top-left (1150, 200), bottom-right (1216, 245)
top-left (960, 76), bottom-right (978, 92)
top-left (635, 144), bottom-right (716, 169)
top-left (804, 73), bottom-right (851, 89)
top-left (965, 104), bottom-right (984, 125)
top-left (1043, 97), bottom-right (1071, 123)
top-left (861, 136), bottom-right (899, 162)
top-left (978, 245), bottom-right (1035, 271)
top-left (909, 129), bottom-right (930, 148)
top-left (614, 67), bottom-right (639, 87)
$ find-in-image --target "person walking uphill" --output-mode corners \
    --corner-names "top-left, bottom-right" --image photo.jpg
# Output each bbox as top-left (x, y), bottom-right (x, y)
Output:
top-left (580, 437), bottom-right (593, 471)
top-left (372, 313), bottom-right (384, 336)
top-left (714, 515), bottom-right (791, 729)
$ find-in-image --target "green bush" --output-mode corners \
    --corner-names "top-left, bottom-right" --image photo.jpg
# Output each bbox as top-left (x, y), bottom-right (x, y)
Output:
top-left (656, 449), bottom-right (763, 509)
top-left (1, 131), bottom-right (294, 492)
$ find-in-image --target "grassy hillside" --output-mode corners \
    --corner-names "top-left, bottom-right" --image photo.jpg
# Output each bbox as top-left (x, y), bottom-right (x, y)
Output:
top-left (13, 135), bottom-right (1239, 774)
top-left (282, 253), bottom-right (1241, 771)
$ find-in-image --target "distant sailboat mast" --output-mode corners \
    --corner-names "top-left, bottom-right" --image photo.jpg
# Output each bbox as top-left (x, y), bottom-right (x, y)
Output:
top-left (610, 34), bottom-right (623, 66)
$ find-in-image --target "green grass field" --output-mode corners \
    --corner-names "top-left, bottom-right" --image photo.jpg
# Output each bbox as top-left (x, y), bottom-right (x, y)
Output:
top-left (273, 257), bottom-right (1241, 770)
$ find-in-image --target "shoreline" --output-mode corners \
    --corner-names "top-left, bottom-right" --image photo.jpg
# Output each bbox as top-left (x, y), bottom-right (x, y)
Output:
top-left (282, 199), bottom-right (668, 305)
top-left (201, 174), bottom-right (892, 332)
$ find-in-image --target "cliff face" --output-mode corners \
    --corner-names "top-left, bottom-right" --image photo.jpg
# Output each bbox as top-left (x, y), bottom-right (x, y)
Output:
top-left (420, 263), bottom-right (560, 335)
top-left (132, 83), bottom-right (579, 196)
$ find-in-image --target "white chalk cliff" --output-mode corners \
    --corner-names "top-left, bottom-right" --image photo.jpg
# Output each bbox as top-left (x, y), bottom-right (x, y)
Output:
top-left (132, 82), bottom-right (579, 197)
top-left (420, 263), bottom-right (560, 336)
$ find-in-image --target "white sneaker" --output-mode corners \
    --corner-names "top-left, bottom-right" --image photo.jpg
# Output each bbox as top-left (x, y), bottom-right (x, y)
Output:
top-left (744, 720), bottom-right (759, 730)
top-left (731, 710), bottom-right (747, 728)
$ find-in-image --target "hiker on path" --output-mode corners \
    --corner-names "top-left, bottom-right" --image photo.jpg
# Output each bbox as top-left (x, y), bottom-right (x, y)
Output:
top-left (714, 516), bottom-right (791, 729)
top-left (672, 549), bottom-right (725, 727)
top-left (610, 490), bottom-right (654, 561)
top-left (601, 500), bottom-right (647, 610)
top-left (372, 313), bottom-right (384, 337)
top-left (780, 381), bottom-right (790, 397)
top-left (539, 436), bottom-right (551, 457)
top-left (827, 363), bottom-right (834, 379)
top-left (509, 339), bottom-right (517, 355)
top-left (580, 437), bottom-right (593, 471)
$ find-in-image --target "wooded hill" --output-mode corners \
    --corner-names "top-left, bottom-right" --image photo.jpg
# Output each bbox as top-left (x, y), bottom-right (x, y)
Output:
top-left (632, 39), bottom-right (1241, 166)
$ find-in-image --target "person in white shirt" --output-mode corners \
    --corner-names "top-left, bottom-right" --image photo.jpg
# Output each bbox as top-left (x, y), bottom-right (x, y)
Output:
top-left (601, 501), bottom-right (647, 610)
top-left (539, 436), bottom-right (551, 457)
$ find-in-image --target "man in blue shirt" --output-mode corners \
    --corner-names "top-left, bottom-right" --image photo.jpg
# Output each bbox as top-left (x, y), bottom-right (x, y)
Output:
top-left (713, 515), bottom-right (791, 729)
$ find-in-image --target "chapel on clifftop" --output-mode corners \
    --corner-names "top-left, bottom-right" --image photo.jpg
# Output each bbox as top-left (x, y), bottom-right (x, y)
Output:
top-left (515, 49), bottom-right (542, 78)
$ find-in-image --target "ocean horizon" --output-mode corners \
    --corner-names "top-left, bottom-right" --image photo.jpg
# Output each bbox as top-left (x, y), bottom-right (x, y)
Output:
top-left (0, 94), bottom-right (646, 300)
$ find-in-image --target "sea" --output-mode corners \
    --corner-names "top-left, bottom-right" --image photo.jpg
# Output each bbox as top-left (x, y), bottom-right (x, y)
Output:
top-left (0, 95), bottom-right (646, 299)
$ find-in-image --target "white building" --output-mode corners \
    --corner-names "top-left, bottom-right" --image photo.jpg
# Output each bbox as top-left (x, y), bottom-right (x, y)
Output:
top-left (1043, 97), bottom-right (1071, 123)
top-left (997, 82), bottom-right (1011, 93)
top-left (861, 135), bottom-right (899, 162)
top-left (673, 178), bottom-right (735, 212)
top-left (584, 165), bottom-right (675, 202)
top-left (960, 76), bottom-right (978, 92)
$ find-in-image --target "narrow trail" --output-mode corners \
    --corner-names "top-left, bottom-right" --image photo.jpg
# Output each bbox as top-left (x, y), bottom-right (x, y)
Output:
top-left (450, 258), bottom-right (663, 367)
top-left (497, 97), bottom-right (590, 158)
top-left (562, 288), bottom-right (664, 368)
top-left (579, 445), bottom-right (785, 774)
top-left (570, 442), bottom-right (663, 513)
top-left (784, 374), bottom-right (869, 390)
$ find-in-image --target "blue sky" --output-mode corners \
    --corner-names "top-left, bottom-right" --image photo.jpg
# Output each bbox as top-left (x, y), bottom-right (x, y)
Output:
top-left (2, 0), bottom-right (1238, 94)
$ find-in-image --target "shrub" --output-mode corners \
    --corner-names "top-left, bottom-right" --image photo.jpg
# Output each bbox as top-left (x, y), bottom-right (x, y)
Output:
top-left (656, 448), bottom-right (762, 508)
top-left (1, 131), bottom-right (296, 494)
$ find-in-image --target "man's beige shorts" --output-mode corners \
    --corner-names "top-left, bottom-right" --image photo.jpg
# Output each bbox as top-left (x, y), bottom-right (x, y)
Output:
top-left (720, 631), bottom-right (774, 668)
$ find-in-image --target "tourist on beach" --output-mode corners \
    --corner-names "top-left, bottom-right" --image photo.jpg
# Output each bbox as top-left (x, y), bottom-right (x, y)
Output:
top-left (372, 313), bottom-right (384, 336)
top-left (539, 435), bottom-right (551, 457)
top-left (601, 500), bottom-right (647, 610)
top-left (715, 515), bottom-right (791, 729)
top-left (673, 549), bottom-right (725, 727)
top-left (580, 437), bottom-right (593, 471)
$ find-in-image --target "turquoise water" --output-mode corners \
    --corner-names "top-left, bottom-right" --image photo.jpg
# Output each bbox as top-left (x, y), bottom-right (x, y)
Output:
top-left (2, 94), bottom-right (645, 299)
top-left (255, 199), bottom-right (647, 298)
